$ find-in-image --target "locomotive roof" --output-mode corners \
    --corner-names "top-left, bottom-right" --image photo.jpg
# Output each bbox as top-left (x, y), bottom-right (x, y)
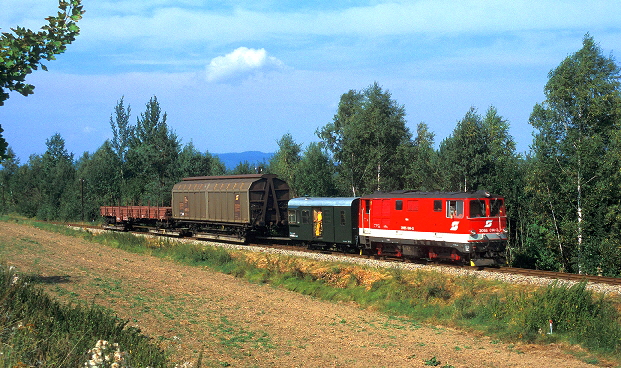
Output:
top-left (361, 190), bottom-right (502, 199)
top-left (288, 197), bottom-right (359, 208)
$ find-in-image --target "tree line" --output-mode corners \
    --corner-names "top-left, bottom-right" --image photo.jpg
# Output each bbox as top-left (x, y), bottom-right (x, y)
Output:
top-left (1, 35), bottom-right (620, 276)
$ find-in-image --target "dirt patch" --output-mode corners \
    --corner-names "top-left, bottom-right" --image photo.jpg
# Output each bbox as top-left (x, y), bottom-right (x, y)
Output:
top-left (0, 222), bottom-right (605, 367)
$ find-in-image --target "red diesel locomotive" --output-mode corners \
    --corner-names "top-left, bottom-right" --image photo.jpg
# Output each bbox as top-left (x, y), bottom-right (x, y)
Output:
top-left (358, 190), bottom-right (507, 266)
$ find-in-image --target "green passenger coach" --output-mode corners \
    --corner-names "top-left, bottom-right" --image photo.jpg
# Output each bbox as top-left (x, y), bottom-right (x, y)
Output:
top-left (287, 197), bottom-right (359, 251)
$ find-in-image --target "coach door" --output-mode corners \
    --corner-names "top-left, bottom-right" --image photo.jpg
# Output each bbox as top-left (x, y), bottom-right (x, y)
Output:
top-left (313, 207), bottom-right (323, 238)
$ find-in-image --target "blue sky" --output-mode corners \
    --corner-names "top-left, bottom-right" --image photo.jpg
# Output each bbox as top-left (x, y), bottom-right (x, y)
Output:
top-left (1, 0), bottom-right (620, 163)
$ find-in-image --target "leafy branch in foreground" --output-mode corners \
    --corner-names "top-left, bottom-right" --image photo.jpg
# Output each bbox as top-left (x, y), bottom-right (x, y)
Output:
top-left (0, 0), bottom-right (84, 159)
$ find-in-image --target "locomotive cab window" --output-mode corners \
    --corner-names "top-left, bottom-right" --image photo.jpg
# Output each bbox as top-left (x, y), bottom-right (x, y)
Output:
top-left (490, 199), bottom-right (505, 216)
top-left (288, 210), bottom-right (298, 224)
top-left (395, 200), bottom-right (403, 211)
top-left (446, 200), bottom-right (464, 218)
top-left (469, 199), bottom-right (487, 218)
top-left (433, 200), bottom-right (442, 212)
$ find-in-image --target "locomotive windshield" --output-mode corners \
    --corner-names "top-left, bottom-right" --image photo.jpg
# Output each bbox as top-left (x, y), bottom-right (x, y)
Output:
top-left (469, 199), bottom-right (487, 218)
top-left (490, 198), bottom-right (505, 217)
top-left (469, 198), bottom-right (505, 218)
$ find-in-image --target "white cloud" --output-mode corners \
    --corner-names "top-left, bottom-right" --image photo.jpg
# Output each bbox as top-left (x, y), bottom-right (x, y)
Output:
top-left (206, 47), bottom-right (285, 82)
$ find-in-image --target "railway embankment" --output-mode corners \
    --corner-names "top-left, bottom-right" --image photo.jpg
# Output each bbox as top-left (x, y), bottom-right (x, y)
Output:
top-left (0, 216), bottom-right (619, 367)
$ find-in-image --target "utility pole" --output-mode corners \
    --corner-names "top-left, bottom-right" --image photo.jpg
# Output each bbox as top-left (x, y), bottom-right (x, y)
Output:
top-left (80, 178), bottom-right (85, 222)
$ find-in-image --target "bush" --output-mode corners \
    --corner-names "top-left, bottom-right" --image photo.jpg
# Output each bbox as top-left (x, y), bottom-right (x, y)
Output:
top-left (0, 264), bottom-right (168, 367)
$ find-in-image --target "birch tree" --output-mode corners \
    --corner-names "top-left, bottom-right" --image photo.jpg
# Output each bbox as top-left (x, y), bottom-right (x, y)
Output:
top-left (317, 82), bottom-right (411, 195)
top-left (528, 35), bottom-right (621, 274)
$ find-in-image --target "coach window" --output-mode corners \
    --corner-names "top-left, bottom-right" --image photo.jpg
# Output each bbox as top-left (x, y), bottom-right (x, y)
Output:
top-left (469, 199), bottom-right (486, 218)
top-left (447, 200), bottom-right (464, 218)
top-left (395, 200), bottom-right (403, 211)
top-left (301, 210), bottom-right (310, 224)
top-left (288, 210), bottom-right (298, 224)
top-left (433, 200), bottom-right (442, 212)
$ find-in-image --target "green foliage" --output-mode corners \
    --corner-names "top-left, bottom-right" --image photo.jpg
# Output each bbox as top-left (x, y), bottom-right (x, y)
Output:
top-left (437, 106), bottom-right (518, 193)
top-left (229, 160), bottom-right (255, 175)
top-left (77, 142), bottom-right (122, 218)
top-left (0, 148), bottom-right (18, 213)
top-left (295, 142), bottom-right (337, 197)
top-left (0, 95), bottom-right (229, 221)
top-left (269, 133), bottom-right (301, 193)
top-left (317, 82), bottom-right (412, 196)
top-left (526, 34), bottom-right (621, 273)
top-left (109, 96), bottom-right (132, 165)
top-left (178, 142), bottom-right (225, 178)
top-left (0, 125), bottom-right (7, 162)
top-left (405, 122), bottom-right (438, 191)
top-left (0, 0), bottom-right (85, 159)
top-left (467, 281), bottom-right (621, 354)
top-left (125, 96), bottom-right (180, 205)
top-left (0, 263), bottom-right (167, 367)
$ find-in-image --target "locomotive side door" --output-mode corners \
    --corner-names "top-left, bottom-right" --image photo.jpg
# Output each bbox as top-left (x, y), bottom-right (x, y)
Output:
top-left (361, 199), bottom-right (372, 234)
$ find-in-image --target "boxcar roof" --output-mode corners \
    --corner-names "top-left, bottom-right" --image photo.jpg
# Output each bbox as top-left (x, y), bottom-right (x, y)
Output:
top-left (173, 177), bottom-right (262, 192)
top-left (288, 197), bottom-right (359, 208)
top-left (361, 190), bottom-right (501, 199)
top-left (173, 174), bottom-right (287, 193)
top-left (181, 174), bottom-right (274, 181)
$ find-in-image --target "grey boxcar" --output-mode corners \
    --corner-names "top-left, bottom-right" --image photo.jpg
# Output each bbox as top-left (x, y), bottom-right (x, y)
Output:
top-left (172, 174), bottom-right (289, 240)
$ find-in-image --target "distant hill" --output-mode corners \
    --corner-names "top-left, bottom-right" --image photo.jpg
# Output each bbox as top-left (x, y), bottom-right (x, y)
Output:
top-left (214, 151), bottom-right (274, 170)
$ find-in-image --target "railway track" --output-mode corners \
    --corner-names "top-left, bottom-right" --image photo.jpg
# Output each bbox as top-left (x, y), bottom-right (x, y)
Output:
top-left (248, 241), bottom-right (621, 288)
top-left (482, 267), bottom-right (621, 287)
top-left (66, 222), bottom-right (621, 290)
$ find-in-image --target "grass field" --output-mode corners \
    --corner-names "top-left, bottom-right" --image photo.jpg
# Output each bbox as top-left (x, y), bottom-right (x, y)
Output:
top-left (1, 215), bottom-right (620, 366)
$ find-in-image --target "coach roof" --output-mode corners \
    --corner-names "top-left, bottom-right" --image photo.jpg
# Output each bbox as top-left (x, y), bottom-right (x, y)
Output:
top-left (288, 197), bottom-right (359, 209)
